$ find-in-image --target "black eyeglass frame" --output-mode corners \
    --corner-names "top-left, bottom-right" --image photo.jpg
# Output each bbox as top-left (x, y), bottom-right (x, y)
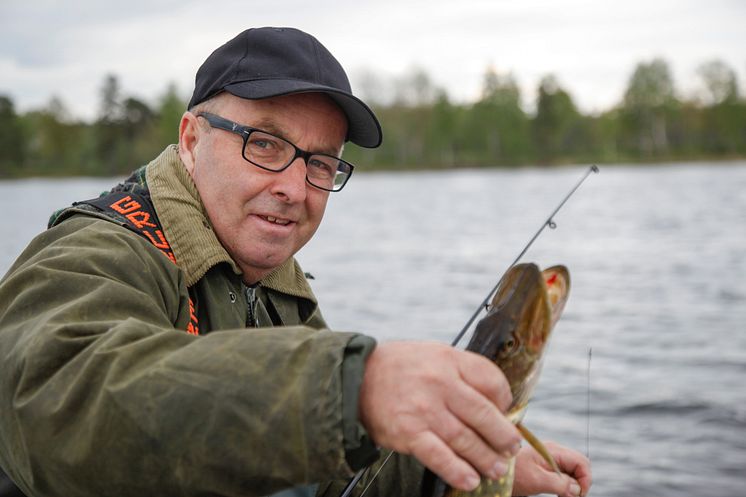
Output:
top-left (196, 112), bottom-right (354, 192)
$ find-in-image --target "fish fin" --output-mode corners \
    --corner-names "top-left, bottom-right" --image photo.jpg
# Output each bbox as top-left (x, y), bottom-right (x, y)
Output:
top-left (516, 422), bottom-right (561, 475)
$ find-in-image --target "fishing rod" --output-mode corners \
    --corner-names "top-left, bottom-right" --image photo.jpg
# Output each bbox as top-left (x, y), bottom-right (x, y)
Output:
top-left (339, 165), bottom-right (599, 497)
top-left (450, 164), bottom-right (599, 348)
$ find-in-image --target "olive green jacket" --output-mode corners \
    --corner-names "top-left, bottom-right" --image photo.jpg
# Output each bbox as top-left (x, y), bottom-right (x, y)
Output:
top-left (0, 146), bottom-right (421, 497)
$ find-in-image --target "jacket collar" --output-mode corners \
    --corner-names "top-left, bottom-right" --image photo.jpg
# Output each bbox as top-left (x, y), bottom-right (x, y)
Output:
top-left (145, 145), bottom-right (317, 303)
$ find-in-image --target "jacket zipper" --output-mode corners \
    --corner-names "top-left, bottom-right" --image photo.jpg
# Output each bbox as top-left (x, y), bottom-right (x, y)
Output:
top-left (245, 285), bottom-right (259, 327)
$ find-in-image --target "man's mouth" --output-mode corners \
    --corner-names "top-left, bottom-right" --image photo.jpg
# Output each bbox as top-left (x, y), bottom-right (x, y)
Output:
top-left (259, 215), bottom-right (292, 226)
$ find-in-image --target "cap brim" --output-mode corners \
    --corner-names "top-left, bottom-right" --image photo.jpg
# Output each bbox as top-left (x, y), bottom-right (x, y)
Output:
top-left (224, 79), bottom-right (382, 148)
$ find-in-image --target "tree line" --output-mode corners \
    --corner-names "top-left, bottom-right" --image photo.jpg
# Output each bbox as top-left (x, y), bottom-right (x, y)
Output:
top-left (1, 58), bottom-right (745, 177)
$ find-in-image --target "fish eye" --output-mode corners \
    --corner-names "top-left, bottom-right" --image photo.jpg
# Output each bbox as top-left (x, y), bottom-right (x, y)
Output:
top-left (498, 337), bottom-right (517, 357)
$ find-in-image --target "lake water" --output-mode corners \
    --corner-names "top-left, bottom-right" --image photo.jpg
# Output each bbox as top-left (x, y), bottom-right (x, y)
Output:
top-left (1, 161), bottom-right (745, 497)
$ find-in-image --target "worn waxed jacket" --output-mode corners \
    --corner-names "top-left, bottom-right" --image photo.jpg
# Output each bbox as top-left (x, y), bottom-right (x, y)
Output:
top-left (0, 146), bottom-right (422, 497)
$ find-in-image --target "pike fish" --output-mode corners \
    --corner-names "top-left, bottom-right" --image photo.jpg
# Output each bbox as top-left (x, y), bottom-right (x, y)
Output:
top-left (422, 262), bottom-right (570, 497)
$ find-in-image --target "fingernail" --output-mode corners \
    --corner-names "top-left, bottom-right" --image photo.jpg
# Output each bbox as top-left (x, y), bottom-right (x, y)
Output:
top-left (465, 474), bottom-right (480, 490)
top-left (509, 442), bottom-right (521, 456)
top-left (489, 460), bottom-right (508, 479)
top-left (569, 482), bottom-right (582, 497)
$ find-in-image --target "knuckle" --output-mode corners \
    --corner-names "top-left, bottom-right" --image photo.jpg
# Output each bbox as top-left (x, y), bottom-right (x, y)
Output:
top-left (496, 388), bottom-right (513, 411)
top-left (473, 399), bottom-right (497, 425)
top-left (489, 368), bottom-right (509, 393)
top-left (440, 419), bottom-right (467, 444)
top-left (434, 343), bottom-right (454, 359)
top-left (409, 394), bottom-right (431, 415)
top-left (423, 446), bottom-right (450, 469)
top-left (445, 424), bottom-right (479, 455)
top-left (407, 432), bottom-right (431, 455)
top-left (490, 420), bottom-right (519, 453)
top-left (409, 431), bottom-right (480, 492)
top-left (467, 350), bottom-right (498, 373)
top-left (503, 422), bottom-right (521, 444)
top-left (409, 434), bottom-right (450, 470)
top-left (419, 369), bottom-right (443, 390)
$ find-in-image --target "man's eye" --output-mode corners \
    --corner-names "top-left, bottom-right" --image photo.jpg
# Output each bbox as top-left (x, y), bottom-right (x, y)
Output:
top-left (308, 158), bottom-right (336, 176)
top-left (249, 138), bottom-right (274, 150)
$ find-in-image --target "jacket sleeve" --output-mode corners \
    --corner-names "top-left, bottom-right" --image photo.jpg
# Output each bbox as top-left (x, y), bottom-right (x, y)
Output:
top-left (0, 217), bottom-right (375, 497)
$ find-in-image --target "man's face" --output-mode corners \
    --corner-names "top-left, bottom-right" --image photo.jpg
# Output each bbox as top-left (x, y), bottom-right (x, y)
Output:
top-left (182, 93), bottom-right (347, 283)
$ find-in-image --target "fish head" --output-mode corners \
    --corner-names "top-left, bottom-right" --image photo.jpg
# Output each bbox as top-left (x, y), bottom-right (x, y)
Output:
top-left (467, 263), bottom-right (570, 412)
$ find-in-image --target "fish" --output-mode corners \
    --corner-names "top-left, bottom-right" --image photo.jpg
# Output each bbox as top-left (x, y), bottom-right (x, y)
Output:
top-left (422, 262), bottom-right (570, 497)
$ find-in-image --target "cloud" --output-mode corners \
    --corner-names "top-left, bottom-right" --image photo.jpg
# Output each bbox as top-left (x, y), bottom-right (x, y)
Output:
top-left (1, 0), bottom-right (744, 118)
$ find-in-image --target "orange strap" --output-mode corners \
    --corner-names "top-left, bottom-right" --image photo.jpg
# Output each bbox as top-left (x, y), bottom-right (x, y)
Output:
top-left (85, 191), bottom-right (200, 335)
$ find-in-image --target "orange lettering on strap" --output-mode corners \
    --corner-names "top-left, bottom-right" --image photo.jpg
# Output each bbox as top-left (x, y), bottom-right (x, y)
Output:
top-left (143, 229), bottom-right (171, 251)
top-left (127, 210), bottom-right (157, 229)
top-left (110, 196), bottom-right (141, 215)
top-left (186, 299), bottom-right (200, 335)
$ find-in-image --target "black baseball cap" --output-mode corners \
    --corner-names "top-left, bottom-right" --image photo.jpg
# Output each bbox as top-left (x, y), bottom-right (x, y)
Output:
top-left (188, 27), bottom-right (382, 148)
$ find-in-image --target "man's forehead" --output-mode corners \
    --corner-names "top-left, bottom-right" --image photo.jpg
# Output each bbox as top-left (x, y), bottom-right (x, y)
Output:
top-left (227, 93), bottom-right (347, 152)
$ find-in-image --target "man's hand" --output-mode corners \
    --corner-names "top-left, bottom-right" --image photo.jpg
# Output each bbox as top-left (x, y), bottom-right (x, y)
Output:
top-left (358, 341), bottom-right (522, 491)
top-left (512, 441), bottom-right (592, 497)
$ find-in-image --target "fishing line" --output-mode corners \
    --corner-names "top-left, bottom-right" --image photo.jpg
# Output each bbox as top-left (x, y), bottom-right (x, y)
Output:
top-left (358, 452), bottom-right (393, 497)
top-left (586, 347), bottom-right (592, 460)
top-left (339, 165), bottom-right (599, 497)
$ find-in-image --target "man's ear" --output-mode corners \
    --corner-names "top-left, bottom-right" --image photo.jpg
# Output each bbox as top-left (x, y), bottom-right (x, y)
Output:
top-left (178, 111), bottom-right (200, 176)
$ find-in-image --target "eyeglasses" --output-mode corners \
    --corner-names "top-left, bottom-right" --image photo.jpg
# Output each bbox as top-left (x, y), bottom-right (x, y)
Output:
top-left (196, 112), bottom-right (354, 192)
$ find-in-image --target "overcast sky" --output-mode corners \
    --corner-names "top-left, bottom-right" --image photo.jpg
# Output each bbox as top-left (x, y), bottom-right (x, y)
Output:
top-left (1, 0), bottom-right (745, 119)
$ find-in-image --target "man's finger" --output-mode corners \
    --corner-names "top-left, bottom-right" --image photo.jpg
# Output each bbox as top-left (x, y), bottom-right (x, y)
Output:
top-left (457, 350), bottom-right (513, 411)
top-left (408, 431), bottom-right (481, 491)
top-left (445, 382), bottom-right (521, 457)
top-left (550, 443), bottom-right (592, 495)
top-left (433, 408), bottom-right (515, 480)
top-left (528, 469), bottom-right (580, 497)
top-left (560, 476), bottom-right (583, 497)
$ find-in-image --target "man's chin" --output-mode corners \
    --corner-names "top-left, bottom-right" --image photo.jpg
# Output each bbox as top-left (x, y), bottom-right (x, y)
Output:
top-left (238, 251), bottom-right (294, 281)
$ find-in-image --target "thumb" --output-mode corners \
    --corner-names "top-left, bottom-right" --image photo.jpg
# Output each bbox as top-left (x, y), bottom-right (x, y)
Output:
top-left (556, 474), bottom-right (583, 497)
top-left (536, 471), bottom-right (582, 497)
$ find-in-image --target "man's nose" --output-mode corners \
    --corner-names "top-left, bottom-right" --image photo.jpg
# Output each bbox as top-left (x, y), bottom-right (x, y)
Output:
top-left (269, 157), bottom-right (308, 203)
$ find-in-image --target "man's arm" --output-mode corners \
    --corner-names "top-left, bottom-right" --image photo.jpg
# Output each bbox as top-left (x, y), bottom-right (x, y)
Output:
top-left (0, 218), bottom-right (365, 497)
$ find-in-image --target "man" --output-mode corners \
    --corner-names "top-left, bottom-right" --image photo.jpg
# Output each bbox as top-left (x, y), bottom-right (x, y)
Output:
top-left (0, 27), bottom-right (591, 497)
